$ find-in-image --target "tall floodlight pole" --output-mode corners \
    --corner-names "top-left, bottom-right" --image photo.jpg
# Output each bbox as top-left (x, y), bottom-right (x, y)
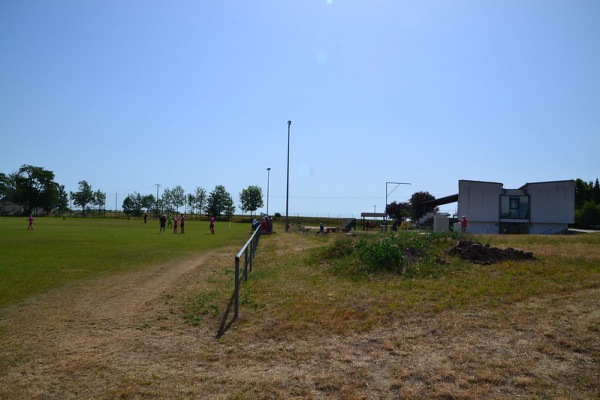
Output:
top-left (385, 181), bottom-right (411, 226)
top-left (266, 167), bottom-right (271, 216)
top-left (285, 120), bottom-right (291, 232)
top-left (155, 184), bottom-right (161, 214)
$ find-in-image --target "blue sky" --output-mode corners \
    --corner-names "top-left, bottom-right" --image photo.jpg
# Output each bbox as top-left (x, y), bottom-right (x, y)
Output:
top-left (1, 1), bottom-right (599, 217)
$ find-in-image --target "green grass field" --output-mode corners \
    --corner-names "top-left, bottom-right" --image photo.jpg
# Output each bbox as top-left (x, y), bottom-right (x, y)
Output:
top-left (0, 216), bottom-right (253, 308)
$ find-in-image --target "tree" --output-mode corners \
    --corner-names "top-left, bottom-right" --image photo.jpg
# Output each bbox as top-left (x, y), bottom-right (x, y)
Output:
top-left (223, 192), bottom-right (236, 218)
top-left (575, 201), bottom-right (600, 229)
top-left (0, 172), bottom-right (13, 198)
top-left (122, 192), bottom-right (143, 217)
top-left (161, 187), bottom-right (175, 213)
top-left (55, 184), bottom-right (69, 214)
top-left (239, 185), bottom-right (264, 218)
top-left (574, 179), bottom-right (593, 209)
top-left (140, 194), bottom-right (155, 214)
top-left (13, 165), bottom-right (59, 214)
top-left (386, 201), bottom-right (411, 221)
top-left (593, 179), bottom-right (600, 205)
top-left (70, 180), bottom-right (94, 216)
top-left (93, 190), bottom-right (106, 216)
top-left (409, 191), bottom-right (436, 222)
top-left (206, 185), bottom-right (235, 218)
top-left (187, 186), bottom-right (207, 218)
top-left (170, 185), bottom-right (185, 212)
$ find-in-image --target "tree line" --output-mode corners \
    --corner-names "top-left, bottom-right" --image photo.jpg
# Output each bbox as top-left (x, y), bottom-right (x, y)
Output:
top-left (574, 178), bottom-right (600, 229)
top-left (0, 165), bottom-right (265, 219)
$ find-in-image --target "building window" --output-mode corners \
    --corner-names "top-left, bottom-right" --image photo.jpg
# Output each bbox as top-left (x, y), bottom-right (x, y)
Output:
top-left (500, 195), bottom-right (529, 219)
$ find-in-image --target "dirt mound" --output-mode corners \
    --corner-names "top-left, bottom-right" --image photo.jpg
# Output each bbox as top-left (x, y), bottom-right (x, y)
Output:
top-left (448, 239), bottom-right (536, 265)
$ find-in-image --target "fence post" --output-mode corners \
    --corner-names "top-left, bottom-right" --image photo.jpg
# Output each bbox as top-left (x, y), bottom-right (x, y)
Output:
top-left (242, 248), bottom-right (247, 281)
top-left (234, 255), bottom-right (240, 319)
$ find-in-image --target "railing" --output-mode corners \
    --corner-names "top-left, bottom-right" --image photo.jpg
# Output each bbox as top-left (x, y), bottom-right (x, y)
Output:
top-left (216, 227), bottom-right (262, 338)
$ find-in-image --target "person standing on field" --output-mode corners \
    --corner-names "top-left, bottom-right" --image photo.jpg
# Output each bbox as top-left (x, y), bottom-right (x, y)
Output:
top-left (210, 215), bottom-right (215, 234)
top-left (159, 214), bottom-right (166, 234)
top-left (27, 214), bottom-right (34, 231)
top-left (180, 214), bottom-right (185, 234)
top-left (461, 215), bottom-right (468, 233)
top-left (173, 215), bottom-right (178, 234)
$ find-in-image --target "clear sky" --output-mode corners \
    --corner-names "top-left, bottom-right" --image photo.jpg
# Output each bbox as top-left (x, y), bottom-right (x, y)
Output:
top-left (1, 1), bottom-right (599, 218)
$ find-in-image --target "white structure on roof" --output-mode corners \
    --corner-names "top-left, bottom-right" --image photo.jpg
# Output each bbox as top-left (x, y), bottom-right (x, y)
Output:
top-left (457, 180), bottom-right (575, 234)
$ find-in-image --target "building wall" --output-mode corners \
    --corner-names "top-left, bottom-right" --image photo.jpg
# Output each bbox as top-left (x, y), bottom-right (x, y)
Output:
top-left (457, 179), bottom-right (575, 235)
top-left (458, 180), bottom-right (503, 234)
top-left (525, 181), bottom-right (575, 224)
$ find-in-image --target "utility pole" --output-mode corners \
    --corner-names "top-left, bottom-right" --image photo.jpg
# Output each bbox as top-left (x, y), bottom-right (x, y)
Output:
top-left (266, 168), bottom-right (271, 216)
top-left (285, 120), bottom-right (291, 232)
top-left (155, 184), bottom-right (161, 214)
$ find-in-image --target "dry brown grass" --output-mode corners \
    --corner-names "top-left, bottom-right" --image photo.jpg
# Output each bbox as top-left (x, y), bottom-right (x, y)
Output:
top-left (0, 232), bottom-right (598, 399)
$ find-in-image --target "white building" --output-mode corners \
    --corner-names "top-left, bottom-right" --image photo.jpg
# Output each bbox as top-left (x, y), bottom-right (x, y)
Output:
top-left (457, 180), bottom-right (575, 234)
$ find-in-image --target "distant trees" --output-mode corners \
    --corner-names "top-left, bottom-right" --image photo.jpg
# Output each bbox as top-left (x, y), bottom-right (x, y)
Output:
top-left (386, 201), bottom-right (410, 221)
top-left (575, 178), bottom-right (600, 208)
top-left (55, 184), bottom-right (70, 214)
top-left (574, 178), bottom-right (600, 229)
top-left (0, 172), bottom-right (12, 198)
top-left (140, 194), bottom-right (155, 214)
top-left (206, 185), bottom-right (235, 219)
top-left (187, 187), bottom-right (207, 218)
top-left (408, 191), bottom-right (436, 222)
top-left (122, 192), bottom-right (143, 217)
top-left (92, 190), bottom-right (106, 216)
top-left (239, 185), bottom-right (263, 218)
top-left (70, 180), bottom-right (94, 216)
top-left (12, 165), bottom-right (60, 214)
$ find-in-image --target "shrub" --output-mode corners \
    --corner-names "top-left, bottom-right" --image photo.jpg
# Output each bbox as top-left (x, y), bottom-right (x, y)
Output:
top-left (356, 235), bottom-right (405, 273)
top-left (317, 230), bottom-right (468, 278)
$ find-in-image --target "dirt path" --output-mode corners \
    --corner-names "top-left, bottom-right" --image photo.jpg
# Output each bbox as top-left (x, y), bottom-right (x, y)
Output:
top-left (0, 250), bottom-right (231, 399)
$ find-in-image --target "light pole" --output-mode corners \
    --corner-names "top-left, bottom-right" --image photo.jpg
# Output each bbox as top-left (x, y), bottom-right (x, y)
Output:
top-left (285, 120), bottom-right (291, 232)
top-left (155, 183), bottom-right (161, 214)
top-left (385, 181), bottom-right (411, 227)
top-left (266, 167), bottom-right (271, 216)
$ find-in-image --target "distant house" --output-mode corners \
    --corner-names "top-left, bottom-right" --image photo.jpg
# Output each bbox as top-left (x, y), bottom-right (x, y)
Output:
top-left (457, 180), bottom-right (575, 234)
top-left (0, 195), bottom-right (24, 216)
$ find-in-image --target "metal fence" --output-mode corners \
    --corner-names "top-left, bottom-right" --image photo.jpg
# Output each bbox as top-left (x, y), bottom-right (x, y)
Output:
top-left (216, 227), bottom-right (262, 338)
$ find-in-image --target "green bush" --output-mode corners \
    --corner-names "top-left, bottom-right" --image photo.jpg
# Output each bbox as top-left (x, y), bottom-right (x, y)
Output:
top-left (575, 201), bottom-right (600, 229)
top-left (318, 230), bottom-right (467, 278)
top-left (356, 235), bottom-right (405, 273)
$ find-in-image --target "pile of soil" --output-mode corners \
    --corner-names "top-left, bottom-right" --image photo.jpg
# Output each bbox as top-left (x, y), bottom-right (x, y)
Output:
top-left (448, 239), bottom-right (536, 265)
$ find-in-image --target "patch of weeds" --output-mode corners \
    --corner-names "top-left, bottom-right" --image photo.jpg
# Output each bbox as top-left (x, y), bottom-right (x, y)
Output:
top-left (240, 289), bottom-right (265, 310)
top-left (183, 290), bottom-right (221, 327)
top-left (317, 231), bottom-right (470, 279)
top-left (137, 322), bottom-right (151, 331)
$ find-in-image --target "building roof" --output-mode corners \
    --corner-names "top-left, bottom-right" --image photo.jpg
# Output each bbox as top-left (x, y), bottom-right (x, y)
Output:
top-left (360, 212), bottom-right (387, 218)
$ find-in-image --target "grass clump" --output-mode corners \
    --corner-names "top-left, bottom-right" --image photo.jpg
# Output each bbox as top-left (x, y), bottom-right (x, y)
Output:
top-left (320, 230), bottom-right (464, 278)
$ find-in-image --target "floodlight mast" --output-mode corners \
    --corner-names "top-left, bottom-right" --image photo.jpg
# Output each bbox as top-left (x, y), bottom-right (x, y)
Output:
top-left (266, 168), bottom-right (271, 216)
top-left (385, 181), bottom-right (411, 225)
top-left (285, 121), bottom-right (291, 232)
top-left (155, 184), bottom-right (161, 214)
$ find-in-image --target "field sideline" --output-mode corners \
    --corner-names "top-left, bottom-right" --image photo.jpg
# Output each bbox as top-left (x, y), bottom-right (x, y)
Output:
top-left (0, 216), bottom-right (253, 308)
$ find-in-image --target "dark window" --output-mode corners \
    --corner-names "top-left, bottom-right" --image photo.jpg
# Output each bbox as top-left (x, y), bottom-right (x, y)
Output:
top-left (500, 195), bottom-right (529, 219)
